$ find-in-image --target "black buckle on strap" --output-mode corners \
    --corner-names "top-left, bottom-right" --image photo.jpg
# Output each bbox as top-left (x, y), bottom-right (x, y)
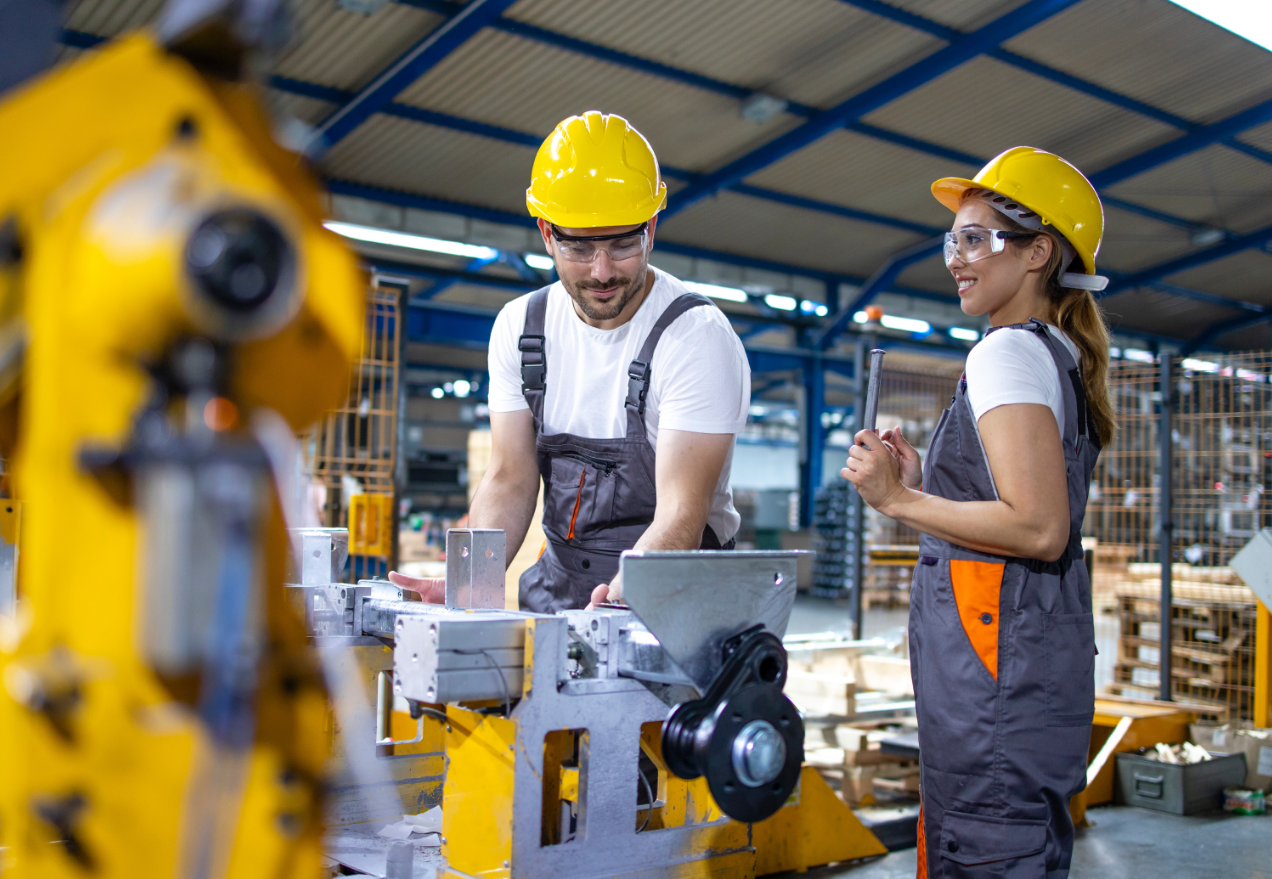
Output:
top-left (627, 359), bottom-right (650, 415)
top-left (520, 334), bottom-right (545, 393)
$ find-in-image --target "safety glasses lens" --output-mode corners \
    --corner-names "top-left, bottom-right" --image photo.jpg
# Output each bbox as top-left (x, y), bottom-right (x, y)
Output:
top-left (553, 229), bottom-right (647, 263)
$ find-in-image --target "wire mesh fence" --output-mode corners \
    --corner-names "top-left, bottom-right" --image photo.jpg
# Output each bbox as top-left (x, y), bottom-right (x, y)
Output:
top-left (1087, 354), bottom-right (1267, 721)
top-left (303, 284), bottom-right (402, 577)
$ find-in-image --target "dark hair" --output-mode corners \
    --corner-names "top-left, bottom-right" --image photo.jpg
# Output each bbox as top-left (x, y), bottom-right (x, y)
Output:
top-left (999, 215), bottom-right (1116, 447)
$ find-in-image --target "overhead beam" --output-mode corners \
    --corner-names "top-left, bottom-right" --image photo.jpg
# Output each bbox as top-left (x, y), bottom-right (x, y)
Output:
top-left (313, 0), bottom-right (518, 151)
top-left (817, 237), bottom-right (944, 349)
top-left (661, 0), bottom-right (1083, 218)
top-left (1181, 310), bottom-right (1272, 355)
top-left (1116, 222), bottom-right (1272, 290)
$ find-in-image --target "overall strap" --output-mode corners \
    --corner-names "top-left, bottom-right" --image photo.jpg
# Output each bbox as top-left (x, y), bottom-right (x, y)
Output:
top-left (624, 292), bottom-right (715, 437)
top-left (986, 318), bottom-right (1090, 445)
top-left (519, 285), bottom-right (552, 431)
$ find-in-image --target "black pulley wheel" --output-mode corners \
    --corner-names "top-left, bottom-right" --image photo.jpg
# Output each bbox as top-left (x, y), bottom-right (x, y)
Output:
top-left (701, 686), bottom-right (803, 823)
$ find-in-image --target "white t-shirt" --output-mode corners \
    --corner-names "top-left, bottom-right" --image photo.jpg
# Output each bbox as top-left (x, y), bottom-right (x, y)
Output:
top-left (965, 323), bottom-right (1080, 439)
top-left (487, 267), bottom-right (750, 542)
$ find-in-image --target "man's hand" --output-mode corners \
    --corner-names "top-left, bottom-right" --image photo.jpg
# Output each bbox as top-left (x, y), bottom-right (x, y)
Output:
top-left (387, 571), bottom-right (445, 603)
top-left (585, 573), bottom-right (624, 610)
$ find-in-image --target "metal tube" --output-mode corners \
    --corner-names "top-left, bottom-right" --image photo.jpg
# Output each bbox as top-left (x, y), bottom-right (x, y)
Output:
top-left (860, 349), bottom-right (886, 437)
top-left (1159, 355), bottom-right (1173, 702)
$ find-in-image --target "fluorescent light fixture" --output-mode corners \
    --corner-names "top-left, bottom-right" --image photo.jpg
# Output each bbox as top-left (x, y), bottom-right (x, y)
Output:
top-left (1237, 368), bottom-right (1262, 382)
top-left (453, 379), bottom-right (471, 397)
top-left (1124, 349), bottom-right (1155, 363)
top-left (949, 326), bottom-right (979, 341)
top-left (1181, 357), bottom-right (1220, 373)
top-left (748, 404), bottom-right (767, 417)
top-left (1166, 1), bottom-right (1272, 52)
top-left (324, 221), bottom-right (499, 260)
top-left (684, 280), bottom-right (748, 303)
top-left (524, 253), bottom-right (555, 271)
top-left (815, 304), bottom-right (828, 317)
top-left (880, 315), bottom-right (931, 334)
top-left (764, 294), bottom-right (798, 311)
top-left (1109, 347), bottom-right (1121, 358)
top-left (853, 311), bottom-right (868, 323)
top-left (430, 387), bottom-right (444, 399)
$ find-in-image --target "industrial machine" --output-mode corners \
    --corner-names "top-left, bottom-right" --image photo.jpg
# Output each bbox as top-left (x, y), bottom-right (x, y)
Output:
top-left (0, 3), bottom-right (365, 876)
top-left (301, 529), bottom-right (888, 878)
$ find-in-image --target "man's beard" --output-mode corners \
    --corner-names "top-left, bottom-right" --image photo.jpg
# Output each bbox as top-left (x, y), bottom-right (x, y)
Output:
top-left (563, 263), bottom-right (648, 321)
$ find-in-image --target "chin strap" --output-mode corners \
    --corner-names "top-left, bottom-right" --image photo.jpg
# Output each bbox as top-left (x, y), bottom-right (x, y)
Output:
top-left (1060, 272), bottom-right (1109, 292)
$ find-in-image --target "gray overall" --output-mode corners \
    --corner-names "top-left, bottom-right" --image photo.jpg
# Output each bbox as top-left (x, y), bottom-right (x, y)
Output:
top-left (516, 286), bottom-right (733, 613)
top-left (910, 320), bottom-right (1099, 878)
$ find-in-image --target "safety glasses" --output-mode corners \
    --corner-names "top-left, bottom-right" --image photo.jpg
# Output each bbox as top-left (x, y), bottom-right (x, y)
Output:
top-left (943, 227), bottom-right (1038, 266)
top-left (550, 223), bottom-right (648, 263)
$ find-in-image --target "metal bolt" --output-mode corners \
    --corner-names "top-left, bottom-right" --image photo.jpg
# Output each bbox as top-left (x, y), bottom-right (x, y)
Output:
top-left (732, 720), bottom-right (786, 788)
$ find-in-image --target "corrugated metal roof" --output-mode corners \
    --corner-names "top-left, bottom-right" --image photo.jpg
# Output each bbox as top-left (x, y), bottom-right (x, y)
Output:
top-left (743, 128), bottom-right (973, 230)
top-left (507, 0), bottom-right (947, 110)
top-left (323, 115), bottom-right (536, 213)
top-left (275, 0), bottom-right (442, 90)
top-left (1105, 143), bottom-right (1272, 235)
top-left (1099, 286), bottom-right (1239, 340)
top-left (861, 54), bottom-right (1182, 174)
top-left (660, 189), bottom-right (925, 277)
top-left (38, 0), bottom-right (1272, 349)
top-left (1159, 249), bottom-right (1272, 303)
top-left (395, 28), bottom-right (804, 173)
top-left (65, 0), bottom-right (165, 35)
top-left (1005, 0), bottom-right (1272, 125)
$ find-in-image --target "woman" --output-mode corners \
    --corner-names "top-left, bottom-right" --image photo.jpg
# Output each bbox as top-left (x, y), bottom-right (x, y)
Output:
top-left (842, 147), bottom-right (1115, 879)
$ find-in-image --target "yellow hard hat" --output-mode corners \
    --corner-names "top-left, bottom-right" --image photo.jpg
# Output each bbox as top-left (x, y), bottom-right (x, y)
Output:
top-left (526, 111), bottom-right (667, 228)
top-left (932, 146), bottom-right (1103, 276)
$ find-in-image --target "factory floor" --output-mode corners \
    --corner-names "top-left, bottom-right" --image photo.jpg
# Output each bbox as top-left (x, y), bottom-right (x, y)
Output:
top-left (780, 805), bottom-right (1271, 878)
top-left (785, 596), bottom-right (1272, 879)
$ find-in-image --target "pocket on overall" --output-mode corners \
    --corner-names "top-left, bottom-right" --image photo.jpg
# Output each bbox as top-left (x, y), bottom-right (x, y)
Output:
top-left (949, 560), bottom-right (1005, 681)
top-left (938, 810), bottom-right (1047, 879)
top-left (1043, 612), bottom-right (1096, 726)
top-left (548, 452), bottom-right (619, 541)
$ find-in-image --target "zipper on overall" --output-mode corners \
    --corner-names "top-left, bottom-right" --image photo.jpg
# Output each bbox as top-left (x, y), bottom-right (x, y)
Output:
top-left (560, 452), bottom-right (618, 540)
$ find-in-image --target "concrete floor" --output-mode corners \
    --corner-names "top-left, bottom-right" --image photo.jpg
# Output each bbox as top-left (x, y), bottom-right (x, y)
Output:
top-left (778, 806), bottom-right (1271, 878)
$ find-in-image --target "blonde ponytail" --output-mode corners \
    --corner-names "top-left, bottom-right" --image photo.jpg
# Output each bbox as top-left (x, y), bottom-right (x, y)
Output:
top-left (1000, 216), bottom-right (1117, 447)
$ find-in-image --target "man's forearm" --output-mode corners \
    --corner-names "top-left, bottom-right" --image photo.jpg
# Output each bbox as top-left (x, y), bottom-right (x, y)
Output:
top-left (468, 471), bottom-right (540, 564)
top-left (631, 502), bottom-right (709, 553)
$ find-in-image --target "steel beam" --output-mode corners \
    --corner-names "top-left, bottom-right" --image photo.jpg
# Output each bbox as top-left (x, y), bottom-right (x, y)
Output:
top-left (1116, 222), bottom-right (1272, 290)
top-left (313, 0), bottom-right (518, 151)
top-left (799, 355), bottom-right (827, 527)
top-left (661, 0), bottom-right (1083, 218)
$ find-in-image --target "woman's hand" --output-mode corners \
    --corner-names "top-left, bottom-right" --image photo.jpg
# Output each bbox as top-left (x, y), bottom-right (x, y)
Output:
top-left (841, 430), bottom-right (908, 513)
top-left (387, 571), bottom-right (446, 603)
top-left (878, 425), bottom-right (922, 490)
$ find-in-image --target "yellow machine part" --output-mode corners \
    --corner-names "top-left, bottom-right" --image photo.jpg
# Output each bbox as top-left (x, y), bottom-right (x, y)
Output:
top-left (349, 493), bottom-right (394, 557)
top-left (440, 708), bottom-right (886, 879)
top-left (0, 32), bottom-right (363, 879)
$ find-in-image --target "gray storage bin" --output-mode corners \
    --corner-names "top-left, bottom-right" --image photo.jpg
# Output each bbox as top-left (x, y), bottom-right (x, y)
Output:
top-left (1114, 752), bottom-right (1248, 815)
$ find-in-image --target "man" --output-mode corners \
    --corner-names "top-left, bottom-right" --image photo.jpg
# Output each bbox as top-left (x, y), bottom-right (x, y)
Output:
top-left (392, 111), bottom-right (749, 612)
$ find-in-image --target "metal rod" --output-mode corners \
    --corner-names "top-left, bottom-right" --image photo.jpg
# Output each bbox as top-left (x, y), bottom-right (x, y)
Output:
top-left (1159, 354), bottom-right (1173, 702)
top-left (860, 349), bottom-right (886, 438)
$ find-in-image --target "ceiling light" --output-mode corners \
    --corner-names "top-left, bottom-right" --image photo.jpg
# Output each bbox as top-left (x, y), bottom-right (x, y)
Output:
top-left (1189, 225), bottom-right (1225, 247)
top-left (853, 311), bottom-right (868, 323)
top-left (815, 304), bottom-right (828, 317)
top-left (430, 387), bottom-right (444, 399)
top-left (949, 327), bottom-right (979, 341)
top-left (685, 281), bottom-right (748, 303)
top-left (740, 93), bottom-right (788, 123)
top-left (1124, 349), bottom-right (1155, 363)
top-left (1166, 1), bottom-right (1272, 52)
top-left (324, 221), bottom-right (499, 260)
top-left (880, 315), bottom-right (931, 334)
top-left (453, 379), bottom-right (471, 397)
top-left (764, 294), bottom-right (798, 311)
top-left (524, 253), bottom-right (555, 271)
top-left (1181, 357), bottom-right (1220, 373)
